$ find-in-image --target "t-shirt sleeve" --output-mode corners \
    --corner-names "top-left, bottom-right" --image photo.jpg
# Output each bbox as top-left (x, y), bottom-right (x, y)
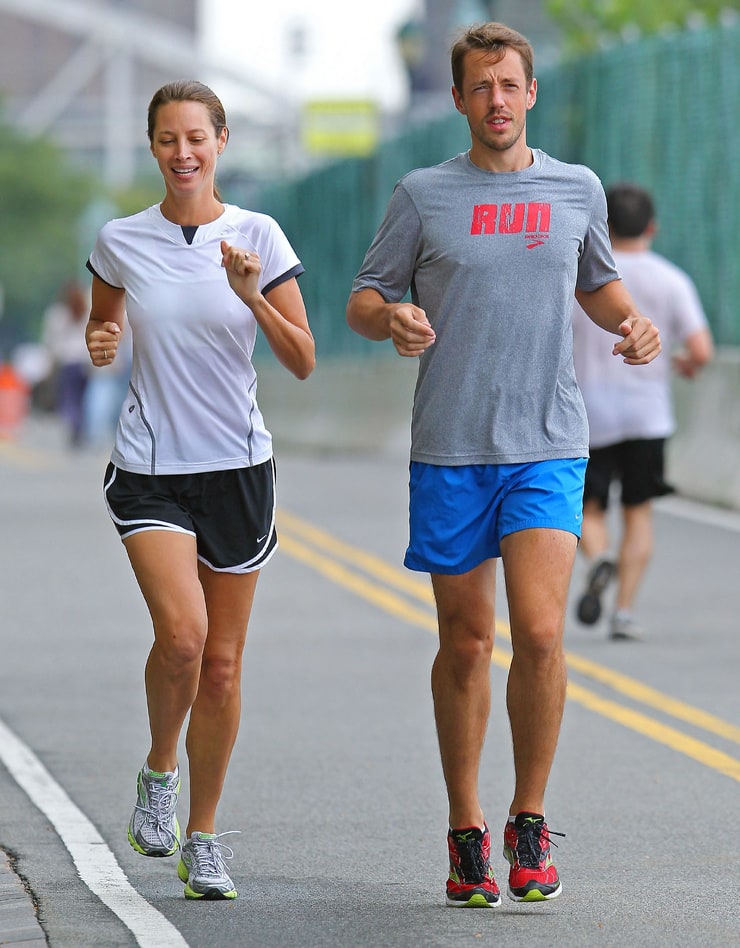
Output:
top-left (576, 174), bottom-right (620, 292)
top-left (88, 221), bottom-right (124, 289)
top-left (247, 215), bottom-right (304, 295)
top-left (351, 182), bottom-right (422, 301)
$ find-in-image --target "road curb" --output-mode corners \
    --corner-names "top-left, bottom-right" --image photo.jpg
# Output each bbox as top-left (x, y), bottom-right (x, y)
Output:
top-left (0, 849), bottom-right (46, 946)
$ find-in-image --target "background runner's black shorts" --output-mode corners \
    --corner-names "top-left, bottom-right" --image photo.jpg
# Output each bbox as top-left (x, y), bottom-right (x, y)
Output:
top-left (103, 459), bottom-right (277, 573)
top-left (583, 439), bottom-right (675, 509)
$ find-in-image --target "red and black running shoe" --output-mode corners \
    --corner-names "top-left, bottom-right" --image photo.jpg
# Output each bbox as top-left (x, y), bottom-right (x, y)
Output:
top-left (503, 812), bottom-right (564, 902)
top-left (446, 825), bottom-right (501, 908)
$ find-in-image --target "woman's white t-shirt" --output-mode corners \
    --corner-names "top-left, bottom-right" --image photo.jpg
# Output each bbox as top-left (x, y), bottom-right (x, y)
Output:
top-left (89, 203), bottom-right (303, 475)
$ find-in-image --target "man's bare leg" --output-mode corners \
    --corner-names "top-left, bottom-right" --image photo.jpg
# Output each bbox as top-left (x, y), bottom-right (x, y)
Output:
top-left (431, 559), bottom-right (497, 830)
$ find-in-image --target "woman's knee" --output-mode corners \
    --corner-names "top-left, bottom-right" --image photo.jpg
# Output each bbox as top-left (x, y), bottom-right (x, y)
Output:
top-left (152, 610), bottom-right (208, 669)
top-left (198, 654), bottom-right (241, 704)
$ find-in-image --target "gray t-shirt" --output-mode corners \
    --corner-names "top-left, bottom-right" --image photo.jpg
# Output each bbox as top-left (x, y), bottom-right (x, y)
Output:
top-left (351, 149), bottom-right (619, 465)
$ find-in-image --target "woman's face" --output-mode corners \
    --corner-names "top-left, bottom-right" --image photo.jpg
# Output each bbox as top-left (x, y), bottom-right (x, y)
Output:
top-left (150, 100), bottom-right (227, 200)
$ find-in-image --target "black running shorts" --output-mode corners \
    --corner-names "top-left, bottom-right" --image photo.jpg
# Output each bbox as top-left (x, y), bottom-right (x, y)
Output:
top-left (103, 459), bottom-right (277, 573)
top-left (583, 439), bottom-right (674, 509)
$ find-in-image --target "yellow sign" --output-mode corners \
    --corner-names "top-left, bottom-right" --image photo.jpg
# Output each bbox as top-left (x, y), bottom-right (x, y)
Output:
top-left (303, 100), bottom-right (379, 157)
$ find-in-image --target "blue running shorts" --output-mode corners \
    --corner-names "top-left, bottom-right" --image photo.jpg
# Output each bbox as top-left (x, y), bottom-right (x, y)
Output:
top-left (404, 458), bottom-right (587, 575)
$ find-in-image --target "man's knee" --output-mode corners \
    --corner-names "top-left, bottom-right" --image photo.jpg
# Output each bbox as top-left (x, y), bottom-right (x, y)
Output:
top-left (437, 617), bottom-right (494, 679)
top-left (511, 617), bottom-right (564, 664)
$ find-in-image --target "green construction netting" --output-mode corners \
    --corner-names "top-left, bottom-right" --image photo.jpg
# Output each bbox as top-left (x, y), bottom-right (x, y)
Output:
top-left (252, 21), bottom-right (740, 356)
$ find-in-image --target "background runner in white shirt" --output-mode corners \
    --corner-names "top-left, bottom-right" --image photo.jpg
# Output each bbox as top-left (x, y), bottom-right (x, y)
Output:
top-left (572, 182), bottom-right (713, 640)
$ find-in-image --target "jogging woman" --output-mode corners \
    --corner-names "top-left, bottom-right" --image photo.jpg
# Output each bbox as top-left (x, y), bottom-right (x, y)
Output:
top-left (85, 80), bottom-right (314, 900)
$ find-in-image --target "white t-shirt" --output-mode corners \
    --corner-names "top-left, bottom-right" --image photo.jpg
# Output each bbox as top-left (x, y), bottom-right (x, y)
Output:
top-left (89, 203), bottom-right (303, 475)
top-left (572, 249), bottom-right (708, 447)
top-left (41, 300), bottom-right (90, 366)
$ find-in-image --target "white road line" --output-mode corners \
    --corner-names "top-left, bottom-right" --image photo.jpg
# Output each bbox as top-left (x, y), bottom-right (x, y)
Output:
top-left (0, 718), bottom-right (188, 948)
top-left (657, 494), bottom-right (740, 533)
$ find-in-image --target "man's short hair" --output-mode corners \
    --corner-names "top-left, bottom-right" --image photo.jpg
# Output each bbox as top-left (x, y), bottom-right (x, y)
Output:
top-left (606, 183), bottom-right (655, 239)
top-left (450, 22), bottom-right (534, 92)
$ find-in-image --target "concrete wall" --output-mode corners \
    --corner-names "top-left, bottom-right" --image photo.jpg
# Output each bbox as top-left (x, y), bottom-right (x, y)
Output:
top-left (257, 356), bottom-right (418, 461)
top-left (668, 347), bottom-right (740, 510)
top-left (257, 347), bottom-right (740, 511)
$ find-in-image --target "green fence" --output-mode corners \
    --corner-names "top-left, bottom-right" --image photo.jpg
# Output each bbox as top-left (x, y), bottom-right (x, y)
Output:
top-left (251, 21), bottom-right (740, 355)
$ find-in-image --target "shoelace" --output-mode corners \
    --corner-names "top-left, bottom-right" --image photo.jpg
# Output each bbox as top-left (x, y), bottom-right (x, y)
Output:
top-left (515, 820), bottom-right (565, 869)
top-left (452, 832), bottom-right (488, 881)
top-left (137, 778), bottom-right (179, 847)
top-left (188, 831), bottom-right (240, 876)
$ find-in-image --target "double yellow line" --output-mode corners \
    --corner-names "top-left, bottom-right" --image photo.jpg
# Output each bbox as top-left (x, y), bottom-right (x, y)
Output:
top-left (278, 509), bottom-right (740, 784)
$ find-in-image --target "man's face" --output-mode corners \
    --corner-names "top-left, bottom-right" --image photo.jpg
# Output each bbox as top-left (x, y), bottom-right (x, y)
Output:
top-left (452, 47), bottom-right (537, 158)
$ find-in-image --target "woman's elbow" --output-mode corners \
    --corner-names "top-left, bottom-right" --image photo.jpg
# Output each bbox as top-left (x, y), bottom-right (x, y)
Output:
top-left (292, 342), bottom-right (316, 380)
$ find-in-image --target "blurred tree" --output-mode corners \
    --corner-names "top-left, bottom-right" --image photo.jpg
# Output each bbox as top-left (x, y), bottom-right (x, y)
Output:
top-left (112, 181), bottom-right (162, 218)
top-left (0, 112), bottom-right (94, 353)
top-left (545, 0), bottom-right (739, 54)
top-left (0, 111), bottom-right (162, 355)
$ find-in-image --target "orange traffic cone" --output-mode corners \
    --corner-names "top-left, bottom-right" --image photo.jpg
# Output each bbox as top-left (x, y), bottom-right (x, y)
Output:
top-left (0, 363), bottom-right (30, 439)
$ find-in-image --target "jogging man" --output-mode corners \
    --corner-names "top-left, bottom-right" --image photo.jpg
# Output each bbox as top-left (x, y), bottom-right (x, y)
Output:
top-left (572, 182), bottom-right (713, 639)
top-left (346, 22), bottom-right (661, 906)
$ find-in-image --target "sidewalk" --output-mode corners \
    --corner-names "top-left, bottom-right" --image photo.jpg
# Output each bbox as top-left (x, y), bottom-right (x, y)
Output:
top-left (0, 850), bottom-right (46, 947)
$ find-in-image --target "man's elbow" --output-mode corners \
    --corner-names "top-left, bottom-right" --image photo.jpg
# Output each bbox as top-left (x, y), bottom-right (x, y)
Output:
top-left (693, 331), bottom-right (715, 367)
top-left (346, 291), bottom-right (371, 336)
top-left (345, 296), bottom-right (358, 331)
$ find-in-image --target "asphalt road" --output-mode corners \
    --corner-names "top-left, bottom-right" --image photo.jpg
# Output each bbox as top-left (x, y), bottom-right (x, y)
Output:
top-left (1, 416), bottom-right (739, 947)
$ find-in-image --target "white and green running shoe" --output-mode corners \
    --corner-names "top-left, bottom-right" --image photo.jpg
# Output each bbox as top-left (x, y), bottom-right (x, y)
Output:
top-left (127, 764), bottom-right (181, 857)
top-left (177, 832), bottom-right (239, 900)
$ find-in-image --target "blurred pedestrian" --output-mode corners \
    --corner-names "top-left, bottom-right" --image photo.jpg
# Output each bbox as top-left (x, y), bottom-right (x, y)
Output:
top-left (83, 315), bottom-right (132, 450)
top-left (85, 80), bottom-right (314, 900)
top-left (346, 22), bottom-right (660, 907)
top-left (41, 282), bottom-right (90, 446)
top-left (572, 182), bottom-right (713, 639)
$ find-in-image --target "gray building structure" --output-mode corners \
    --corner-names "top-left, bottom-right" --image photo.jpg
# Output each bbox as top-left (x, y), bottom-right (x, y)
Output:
top-left (0, 0), bottom-right (562, 187)
top-left (0, 0), bottom-right (198, 185)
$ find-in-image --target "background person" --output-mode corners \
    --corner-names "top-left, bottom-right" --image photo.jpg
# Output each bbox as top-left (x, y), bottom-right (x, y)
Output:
top-left (83, 313), bottom-right (132, 450)
top-left (86, 80), bottom-right (314, 901)
top-left (346, 23), bottom-right (660, 908)
top-left (41, 281), bottom-right (90, 447)
top-left (572, 182), bottom-right (713, 639)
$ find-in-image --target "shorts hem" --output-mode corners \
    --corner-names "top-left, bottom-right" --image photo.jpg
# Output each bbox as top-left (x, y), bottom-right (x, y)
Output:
top-left (119, 523), bottom-right (195, 541)
top-left (405, 522), bottom-right (581, 575)
top-left (404, 554), bottom-right (492, 575)
top-left (198, 538), bottom-right (278, 574)
top-left (500, 519), bottom-right (582, 540)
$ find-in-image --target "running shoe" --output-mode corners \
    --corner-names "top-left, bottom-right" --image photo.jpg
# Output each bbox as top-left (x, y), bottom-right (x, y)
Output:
top-left (610, 612), bottom-right (644, 640)
top-left (177, 832), bottom-right (239, 900)
top-left (446, 825), bottom-right (501, 907)
top-left (127, 764), bottom-right (181, 857)
top-left (576, 558), bottom-right (616, 625)
top-left (503, 812), bottom-right (564, 902)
